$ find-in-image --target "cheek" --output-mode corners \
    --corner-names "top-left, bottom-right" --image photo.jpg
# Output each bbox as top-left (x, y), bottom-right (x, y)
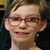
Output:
top-left (8, 25), bottom-right (17, 32)
top-left (28, 25), bottom-right (40, 32)
top-left (37, 23), bottom-right (42, 30)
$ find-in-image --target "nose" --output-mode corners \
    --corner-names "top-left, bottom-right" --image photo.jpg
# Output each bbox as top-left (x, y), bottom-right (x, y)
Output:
top-left (19, 20), bottom-right (27, 30)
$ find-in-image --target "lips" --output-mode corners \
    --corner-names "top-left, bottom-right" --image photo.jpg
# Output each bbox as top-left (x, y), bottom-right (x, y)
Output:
top-left (15, 32), bottom-right (30, 35)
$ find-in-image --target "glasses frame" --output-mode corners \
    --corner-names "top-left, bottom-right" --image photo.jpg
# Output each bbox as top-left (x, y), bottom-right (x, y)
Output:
top-left (7, 16), bottom-right (42, 26)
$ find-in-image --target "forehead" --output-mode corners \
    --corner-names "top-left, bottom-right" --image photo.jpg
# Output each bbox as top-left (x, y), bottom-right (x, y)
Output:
top-left (10, 5), bottom-right (40, 18)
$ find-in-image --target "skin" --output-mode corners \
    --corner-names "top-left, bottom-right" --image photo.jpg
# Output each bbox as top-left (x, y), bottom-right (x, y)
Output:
top-left (5, 5), bottom-right (47, 50)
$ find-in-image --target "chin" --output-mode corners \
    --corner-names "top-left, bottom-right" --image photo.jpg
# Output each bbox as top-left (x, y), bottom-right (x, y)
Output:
top-left (14, 36), bottom-right (31, 42)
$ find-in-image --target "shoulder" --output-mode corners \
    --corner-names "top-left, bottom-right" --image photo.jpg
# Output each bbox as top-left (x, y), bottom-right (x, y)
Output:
top-left (29, 47), bottom-right (42, 50)
top-left (35, 47), bottom-right (42, 50)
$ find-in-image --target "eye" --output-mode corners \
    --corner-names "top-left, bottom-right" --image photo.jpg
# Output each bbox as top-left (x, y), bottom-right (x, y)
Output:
top-left (30, 17), bottom-right (37, 21)
top-left (26, 17), bottom-right (40, 22)
top-left (26, 17), bottom-right (34, 22)
top-left (10, 17), bottom-right (21, 21)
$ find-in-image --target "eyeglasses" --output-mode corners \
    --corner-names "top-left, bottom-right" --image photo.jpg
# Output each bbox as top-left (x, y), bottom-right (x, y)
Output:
top-left (7, 17), bottom-right (41, 26)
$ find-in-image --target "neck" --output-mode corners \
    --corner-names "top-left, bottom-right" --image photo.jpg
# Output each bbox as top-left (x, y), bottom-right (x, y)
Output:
top-left (10, 39), bottom-right (37, 50)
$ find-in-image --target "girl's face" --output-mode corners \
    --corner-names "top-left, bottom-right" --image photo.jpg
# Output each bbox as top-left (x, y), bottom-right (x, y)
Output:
top-left (5, 5), bottom-right (47, 42)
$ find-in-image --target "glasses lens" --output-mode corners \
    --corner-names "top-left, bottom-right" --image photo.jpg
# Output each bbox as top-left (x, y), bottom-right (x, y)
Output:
top-left (26, 17), bottom-right (41, 26)
top-left (8, 17), bottom-right (21, 26)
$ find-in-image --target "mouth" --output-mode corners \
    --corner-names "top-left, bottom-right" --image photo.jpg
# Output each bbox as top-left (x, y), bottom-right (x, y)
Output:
top-left (15, 32), bottom-right (30, 35)
top-left (14, 32), bottom-right (31, 39)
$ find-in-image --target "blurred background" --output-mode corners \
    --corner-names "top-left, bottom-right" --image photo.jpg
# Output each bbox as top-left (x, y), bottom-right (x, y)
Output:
top-left (0, 0), bottom-right (50, 50)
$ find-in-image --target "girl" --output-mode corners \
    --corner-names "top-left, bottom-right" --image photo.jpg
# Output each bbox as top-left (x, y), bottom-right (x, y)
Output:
top-left (1, 0), bottom-right (48, 50)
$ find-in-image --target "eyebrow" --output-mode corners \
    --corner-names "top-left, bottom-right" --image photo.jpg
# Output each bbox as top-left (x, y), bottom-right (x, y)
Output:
top-left (10, 14), bottom-right (20, 17)
top-left (10, 13), bottom-right (41, 19)
top-left (11, 13), bottom-right (40, 16)
top-left (26, 14), bottom-right (41, 18)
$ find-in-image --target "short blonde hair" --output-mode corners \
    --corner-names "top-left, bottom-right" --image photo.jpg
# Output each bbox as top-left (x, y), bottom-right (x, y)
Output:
top-left (5, 0), bottom-right (48, 20)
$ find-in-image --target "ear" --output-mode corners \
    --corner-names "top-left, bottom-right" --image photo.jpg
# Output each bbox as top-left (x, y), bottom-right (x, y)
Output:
top-left (39, 20), bottom-right (47, 32)
top-left (5, 18), bottom-right (10, 31)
